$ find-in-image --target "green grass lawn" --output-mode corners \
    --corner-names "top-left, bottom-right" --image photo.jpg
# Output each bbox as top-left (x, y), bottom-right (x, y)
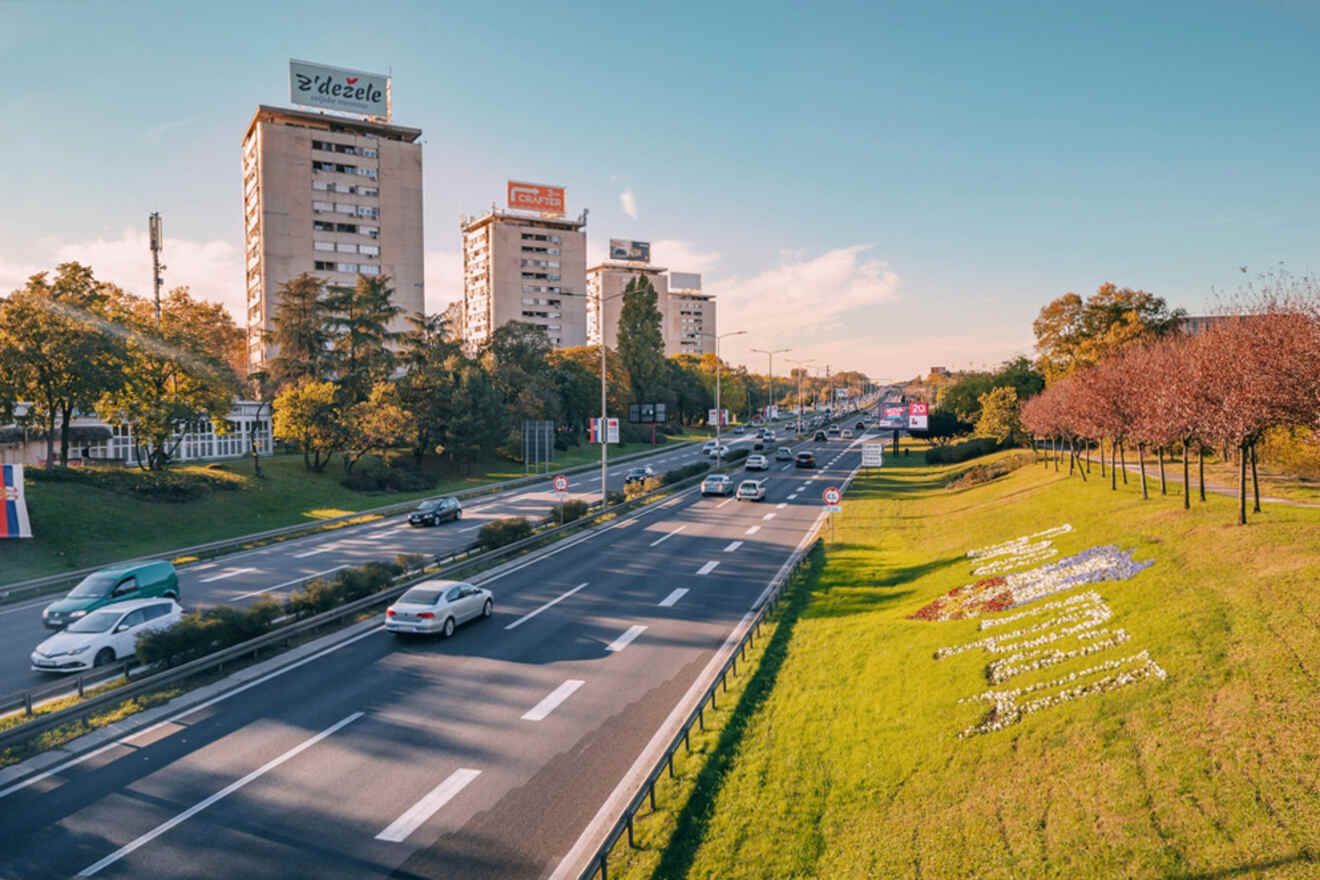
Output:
top-left (0, 439), bottom-right (685, 583)
top-left (627, 446), bottom-right (1320, 879)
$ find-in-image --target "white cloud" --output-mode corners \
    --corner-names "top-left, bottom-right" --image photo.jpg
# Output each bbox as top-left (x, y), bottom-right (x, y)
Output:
top-left (424, 250), bottom-right (462, 314)
top-left (0, 255), bottom-right (41, 296)
top-left (651, 239), bottom-right (721, 275)
top-left (619, 188), bottom-right (638, 219)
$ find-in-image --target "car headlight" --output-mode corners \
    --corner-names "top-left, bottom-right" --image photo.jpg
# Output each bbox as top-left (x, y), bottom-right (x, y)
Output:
top-left (42, 608), bottom-right (50, 618)
top-left (68, 610), bottom-right (86, 619)
top-left (67, 645), bottom-right (90, 655)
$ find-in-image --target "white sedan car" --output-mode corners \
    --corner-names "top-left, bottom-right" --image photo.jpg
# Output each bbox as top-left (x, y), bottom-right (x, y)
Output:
top-left (744, 454), bottom-right (769, 471)
top-left (386, 579), bottom-right (493, 638)
top-left (30, 598), bottom-right (182, 672)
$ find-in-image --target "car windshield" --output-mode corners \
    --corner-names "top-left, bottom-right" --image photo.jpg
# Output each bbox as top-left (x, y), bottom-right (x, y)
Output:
top-left (400, 587), bottom-right (443, 604)
top-left (739, 482), bottom-right (759, 490)
top-left (66, 610), bottom-right (121, 633)
top-left (68, 573), bottom-right (117, 599)
top-left (417, 501), bottom-right (440, 511)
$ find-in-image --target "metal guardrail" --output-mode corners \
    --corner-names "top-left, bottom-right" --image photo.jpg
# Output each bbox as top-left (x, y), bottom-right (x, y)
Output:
top-left (0, 442), bottom-right (701, 605)
top-left (0, 458), bottom-right (732, 753)
top-left (574, 462), bottom-right (861, 880)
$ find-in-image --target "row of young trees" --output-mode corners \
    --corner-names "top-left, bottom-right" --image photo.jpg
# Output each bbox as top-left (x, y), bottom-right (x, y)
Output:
top-left (1021, 283), bottom-right (1320, 524)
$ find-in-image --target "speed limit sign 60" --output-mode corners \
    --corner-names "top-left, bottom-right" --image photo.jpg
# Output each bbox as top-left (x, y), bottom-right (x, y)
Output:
top-left (553, 475), bottom-right (568, 492)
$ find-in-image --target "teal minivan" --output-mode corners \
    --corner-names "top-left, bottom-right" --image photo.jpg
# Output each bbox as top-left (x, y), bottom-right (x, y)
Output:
top-left (42, 561), bottom-right (180, 630)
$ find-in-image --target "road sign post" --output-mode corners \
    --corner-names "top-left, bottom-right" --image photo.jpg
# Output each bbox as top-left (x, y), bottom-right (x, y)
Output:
top-left (553, 474), bottom-right (568, 523)
top-left (822, 485), bottom-right (842, 539)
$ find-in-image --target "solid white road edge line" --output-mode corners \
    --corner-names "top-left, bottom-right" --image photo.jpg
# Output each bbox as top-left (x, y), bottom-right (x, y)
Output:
top-left (77, 712), bottom-right (365, 877)
top-left (292, 546), bottom-right (335, 559)
top-left (521, 680), bottom-right (586, 722)
top-left (375, 768), bottom-right (483, 844)
top-left (547, 609), bottom-right (757, 880)
top-left (745, 525), bottom-right (760, 535)
top-left (776, 502), bottom-right (788, 509)
top-left (762, 513), bottom-right (776, 521)
top-left (657, 588), bottom-right (688, 608)
top-left (723, 541), bottom-right (743, 553)
top-left (696, 561), bottom-right (719, 575)
top-left (504, 582), bottom-right (589, 631)
top-left (715, 497), bottom-right (735, 509)
top-left (199, 567), bottom-right (257, 583)
top-left (606, 625), bottom-right (647, 653)
top-left (649, 525), bottom-right (687, 547)
top-left (228, 565), bottom-right (347, 602)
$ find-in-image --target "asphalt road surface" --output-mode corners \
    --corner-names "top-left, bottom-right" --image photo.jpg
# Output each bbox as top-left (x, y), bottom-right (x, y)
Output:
top-left (0, 434), bottom-right (867, 880)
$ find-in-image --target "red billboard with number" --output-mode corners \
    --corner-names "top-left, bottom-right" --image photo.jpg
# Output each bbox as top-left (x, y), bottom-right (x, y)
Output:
top-left (508, 181), bottom-right (566, 215)
top-left (908, 402), bottom-right (929, 430)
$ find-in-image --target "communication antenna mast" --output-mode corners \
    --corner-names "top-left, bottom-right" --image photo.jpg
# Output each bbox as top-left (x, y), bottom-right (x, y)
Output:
top-left (148, 212), bottom-right (165, 327)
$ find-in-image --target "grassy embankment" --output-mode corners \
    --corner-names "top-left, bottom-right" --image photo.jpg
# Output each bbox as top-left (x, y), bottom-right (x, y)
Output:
top-left (0, 438), bottom-right (685, 583)
top-left (608, 443), bottom-right (1320, 879)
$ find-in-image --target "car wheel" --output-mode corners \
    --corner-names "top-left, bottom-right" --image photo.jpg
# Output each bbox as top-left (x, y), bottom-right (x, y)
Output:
top-left (482, 599), bottom-right (493, 618)
top-left (442, 617), bottom-right (456, 638)
top-left (455, 509), bottom-right (462, 520)
top-left (93, 648), bottom-right (115, 667)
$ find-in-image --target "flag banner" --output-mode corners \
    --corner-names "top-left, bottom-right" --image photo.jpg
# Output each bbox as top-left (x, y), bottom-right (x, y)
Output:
top-left (1, 464), bottom-right (33, 539)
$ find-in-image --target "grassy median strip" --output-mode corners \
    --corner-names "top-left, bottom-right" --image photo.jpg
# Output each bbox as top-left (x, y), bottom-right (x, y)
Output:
top-left (635, 447), bottom-right (1320, 879)
top-left (599, 545), bottom-right (823, 880)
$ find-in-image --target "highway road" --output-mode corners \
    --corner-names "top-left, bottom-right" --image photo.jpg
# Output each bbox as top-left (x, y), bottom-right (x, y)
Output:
top-left (0, 433), bottom-right (867, 880)
top-left (0, 434), bottom-right (773, 696)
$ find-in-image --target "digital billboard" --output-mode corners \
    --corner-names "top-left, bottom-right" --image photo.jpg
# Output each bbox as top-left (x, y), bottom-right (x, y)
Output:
top-left (908, 402), bottom-right (929, 430)
top-left (610, 239), bottom-right (651, 262)
top-left (508, 181), bottom-right (566, 215)
top-left (289, 60), bottom-right (389, 118)
top-left (881, 405), bottom-right (907, 428)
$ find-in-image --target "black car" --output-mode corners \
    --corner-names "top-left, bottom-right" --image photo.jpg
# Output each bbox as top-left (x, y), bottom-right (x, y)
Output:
top-left (624, 466), bottom-right (656, 485)
top-left (813, 431), bottom-right (827, 442)
top-left (795, 451), bottom-right (816, 468)
top-left (409, 497), bottom-right (462, 526)
top-left (753, 439), bottom-right (765, 451)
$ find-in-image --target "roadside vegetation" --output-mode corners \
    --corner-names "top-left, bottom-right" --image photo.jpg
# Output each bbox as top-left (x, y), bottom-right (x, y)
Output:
top-left (627, 446), bottom-right (1320, 879)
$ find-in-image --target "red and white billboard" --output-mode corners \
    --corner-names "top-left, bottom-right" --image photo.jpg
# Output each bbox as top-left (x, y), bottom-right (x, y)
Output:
top-left (908, 402), bottom-right (929, 430)
top-left (508, 181), bottom-right (566, 215)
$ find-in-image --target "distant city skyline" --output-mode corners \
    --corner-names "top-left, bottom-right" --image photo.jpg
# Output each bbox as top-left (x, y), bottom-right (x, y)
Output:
top-left (5, 0), bottom-right (1319, 381)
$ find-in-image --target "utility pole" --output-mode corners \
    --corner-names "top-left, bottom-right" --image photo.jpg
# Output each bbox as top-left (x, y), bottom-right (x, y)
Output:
top-left (751, 347), bottom-right (790, 421)
top-left (148, 212), bottom-right (165, 328)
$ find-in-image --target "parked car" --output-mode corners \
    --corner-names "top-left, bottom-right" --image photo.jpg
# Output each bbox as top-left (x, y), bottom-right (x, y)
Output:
top-left (775, 447), bottom-right (794, 461)
top-left (736, 479), bottom-right (768, 501)
top-left (795, 451), bottom-right (816, 468)
top-left (624, 465), bottom-right (657, 485)
top-left (813, 430), bottom-right (828, 442)
top-left (745, 454), bottom-right (769, 471)
top-left (409, 497), bottom-right (462, 526)
top-left (701, 474), bottom-right (735, 496)
top-left (31, 598), bottom-right (183, 672)
top-left (386, 580), bottom-right (493, 638)
top-left (42, 560), bottom-right (179, 631)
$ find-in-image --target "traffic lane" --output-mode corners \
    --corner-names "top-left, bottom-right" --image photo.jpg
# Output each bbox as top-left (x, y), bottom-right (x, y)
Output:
top-left (0, 454), bottom-right (817, 878)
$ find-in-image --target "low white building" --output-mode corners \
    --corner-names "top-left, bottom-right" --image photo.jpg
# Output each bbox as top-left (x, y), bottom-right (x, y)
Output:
top-left (0, 401), bottom-right (272, 467)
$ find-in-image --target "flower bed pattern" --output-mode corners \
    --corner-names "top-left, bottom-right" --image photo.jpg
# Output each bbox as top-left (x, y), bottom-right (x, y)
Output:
top-left (967, 523), bottom-right (1072, 575)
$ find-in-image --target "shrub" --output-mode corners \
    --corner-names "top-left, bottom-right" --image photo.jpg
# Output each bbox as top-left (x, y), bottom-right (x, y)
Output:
top-left (664, 461), bottom-right (710, 485)
top-left (925, 436), bottom-right (1001, 465)
top-left (944, 452), bottom-right (1034, 489)
top-left (340, 458), bottom-right (438, 492)
top-left (559, 499), bottom-right (590, 523)
top-left (477, 517), bottom-right (534, 551)
top-left (135, 597), bottom-right (282, 667)
top-left (624, 474), bottom-right (664, 500)
top-left (725, 448), bottom-right (750, 463)
top-left (395, 553), bottom-right (427, 572)
top-left (606, 490), bottom-right (625, 507)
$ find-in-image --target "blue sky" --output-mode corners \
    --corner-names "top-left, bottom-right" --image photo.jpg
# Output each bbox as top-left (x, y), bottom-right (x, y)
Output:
top-left (5, 0), bottom-right (1319, 379)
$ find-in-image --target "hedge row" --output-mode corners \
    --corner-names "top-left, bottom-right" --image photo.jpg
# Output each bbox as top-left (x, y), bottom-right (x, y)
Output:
top-left (27, 465), bottom-right (240, 502)
top-left (134, 554), bottom-right (425, 667)
top-left (663, 461), bottom-right (711, 485)
top-left (476, 517), bottom-right (534, 551)
top-left (925, 436), bottom-right (1002, 464)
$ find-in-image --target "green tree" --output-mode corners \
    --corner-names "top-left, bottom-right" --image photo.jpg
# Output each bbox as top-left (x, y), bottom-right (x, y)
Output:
top-left (342, 382), bottom-right (410, 473)
top-left (397, 313), bottom-right (462, 464)
top-left (443, 363), bottom-right (505, 473)
top-left (552, 345), bottom-right (632, 419)
top-left (326, 273), bottom-right (402, 402)
top-left (267, 273), bottom-right (333, 388)
top-left (616, 276), bottom-right (667, 402)
top-left (99, 286), bottom-right (242, 471)
top-left (975, 386), bottom-right (1024, 444)
top-left (1034, 283), bottom-right (1185, 382)
top-left (273, 378), bottom-right (347, 472)
top-left (0, 263), bottom-right (123, 467)
top-left (484, 321), bottom-right (560, 460)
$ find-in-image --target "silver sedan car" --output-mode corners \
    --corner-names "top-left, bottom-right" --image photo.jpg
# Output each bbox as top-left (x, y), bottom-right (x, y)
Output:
top-left (386, 579), bottom-right (493, 638)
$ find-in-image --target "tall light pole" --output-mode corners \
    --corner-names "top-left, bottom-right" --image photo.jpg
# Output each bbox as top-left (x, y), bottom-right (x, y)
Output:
top-left (750, 347), bottom-right (790, 423)
top-left (787, 357), bottom-right (814, 435)
top-left (702, 330), bottom-right (746, 455)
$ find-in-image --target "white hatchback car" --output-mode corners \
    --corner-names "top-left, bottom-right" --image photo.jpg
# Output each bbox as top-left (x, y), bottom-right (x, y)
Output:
top-left (30, 597), bottom-right (182, 672)
top-left (386, 579), bottom-right (493, 638)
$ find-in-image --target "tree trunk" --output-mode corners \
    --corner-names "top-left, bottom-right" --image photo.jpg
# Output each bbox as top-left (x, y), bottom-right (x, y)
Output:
top-left (58, 406), bottom-right (72, 467)
top-left (1110, 440), bottom-right (1118, 490)
top-left (1238, 442), bottom-right (1248, 525)
top-left (1068, 437), bottom-right (1075, 475)
top-left (1199, 447), bottom-right (1206, 502)
top-left (1138, 443), bottom-right (1148, 499)
top-left (1086, 440), bottom-right (1092, 473)
top-left (1188, 440), bottom-right (1198, 509)
top-left (303, 446), bottom-right (312, 471)
top-left (1250, 443), bottom-right (1261, 514)
top-left (1158, 447), bottom-right (1166, 495)
top-left (1053, 436), bottom-right (1059, 472)
top-left (1075, 438), bottom-right (1087, 482)
top-left (44, 408), bottom-right (57, 469)
top-left (1099, 438), bottom-right (1106, 478)
top-left (1032, 435), bottom-right (1039, 463)
top-left (1119, 441), bottom-right (1128, 484)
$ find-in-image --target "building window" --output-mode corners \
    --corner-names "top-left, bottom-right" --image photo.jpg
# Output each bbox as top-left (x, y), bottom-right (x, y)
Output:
top-left (359, 265), bottom-right (380, 276)
top-left (314, 260), bottom-right (335, 270)
top-left (313, 180), bottom-right (330, 191)
top-left (357, 167), bottom-right (377, 179)
top-left (314, 241), bottom-right (335, 252)
top-left (336, 242), bottom-right (357, 254)
top-left (335, 222), bottom-right (357, 233)
top-left (358, 244), bottom-right (379, 256)
top-left (361, 147), bottom-right (377, 158)
top-left (360, 226), bottom-right (380, 238)
top-left (337, 262), bottom-right (358, 272)
top-left (359, 186), bottom-right (379, 197)
top-left (357, 206), bottom-right (378, 219)
top-left (312, 201), bottom-right (332, 213)
top-left (314, 220), bottom-right (334, 232)
top-left (336, 203), bottom-right (356, 215)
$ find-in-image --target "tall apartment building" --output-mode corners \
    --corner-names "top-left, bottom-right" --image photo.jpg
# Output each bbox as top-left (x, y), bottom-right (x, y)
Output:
top-left (460, 209), bottom-right (588, 350)
top-left (586, 263), bottom-right (717, 356)
top-left (241, 105), bottom-right (424, 370)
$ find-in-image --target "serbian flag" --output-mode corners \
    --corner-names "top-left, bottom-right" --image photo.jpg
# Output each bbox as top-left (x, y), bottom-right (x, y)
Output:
top-left (1, 464), bottom-right (33, 539)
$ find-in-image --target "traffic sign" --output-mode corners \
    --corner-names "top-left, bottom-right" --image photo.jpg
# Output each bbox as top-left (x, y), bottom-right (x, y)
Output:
top-left (553, 475), bottom-right (568, 492)
top-left (822, 487), bottom-right (841, 506)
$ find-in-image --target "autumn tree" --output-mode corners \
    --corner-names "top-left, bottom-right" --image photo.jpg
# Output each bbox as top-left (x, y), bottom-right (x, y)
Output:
top-left (273, 379), bottom-right (346, 472)
top-left (342, 382), bottom-right (410, 473)
top-left (1034, 283), bottom-right (1185, 382)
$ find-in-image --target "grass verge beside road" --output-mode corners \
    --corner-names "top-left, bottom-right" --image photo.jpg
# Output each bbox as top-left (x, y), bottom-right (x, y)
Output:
top-left (635, 447), bottom-right (1320, 879)
top-left (0, 440), bottom-right (685, 583)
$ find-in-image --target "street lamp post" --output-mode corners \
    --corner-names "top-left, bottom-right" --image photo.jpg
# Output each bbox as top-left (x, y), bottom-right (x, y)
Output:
top-left (750, 347), bottom-right (790, 423)
top-left (787, 358), bottom-right (814, 435)
top-left (702, 330), bottom-right (747, 456)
